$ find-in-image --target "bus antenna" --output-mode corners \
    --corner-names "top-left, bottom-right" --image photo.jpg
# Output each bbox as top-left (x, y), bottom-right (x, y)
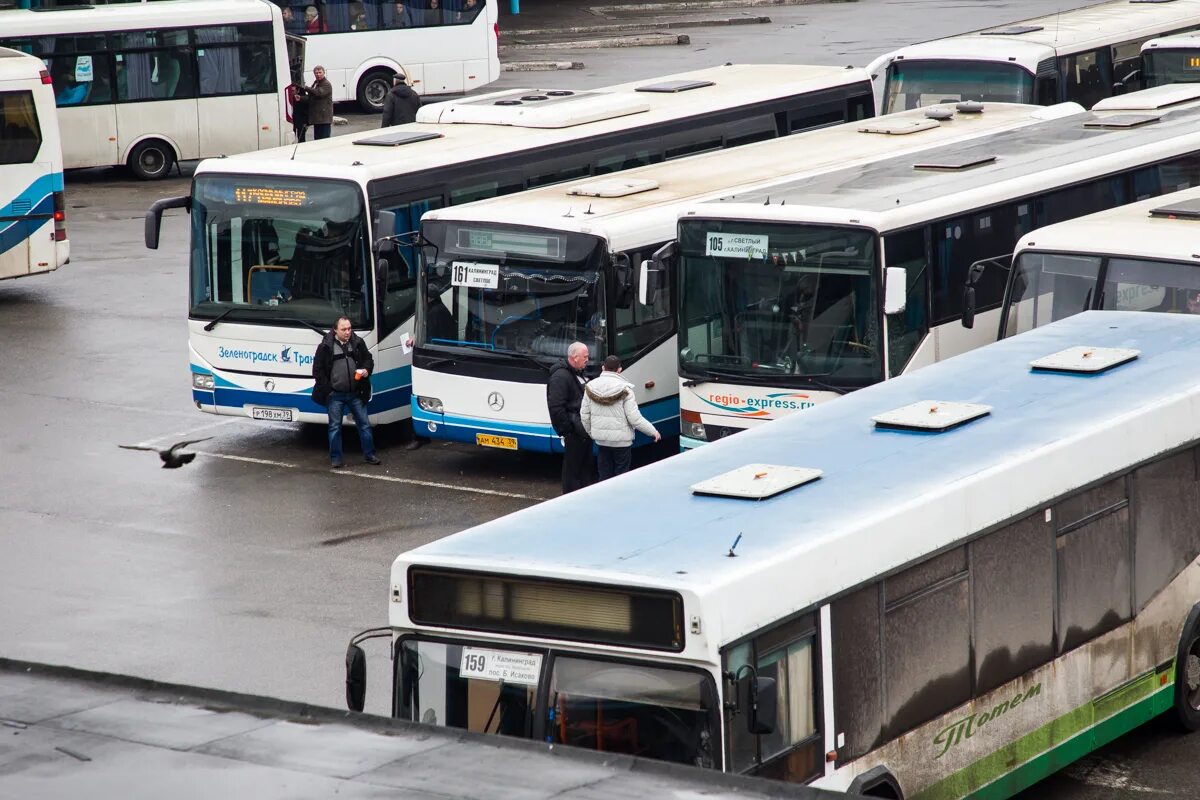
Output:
top-left (290, 141), bottom-right (299, 161)
top-left (727, 533), bottom-right (742, 557)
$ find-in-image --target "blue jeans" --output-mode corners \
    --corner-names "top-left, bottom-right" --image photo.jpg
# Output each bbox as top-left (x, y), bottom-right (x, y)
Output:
top-left (597, 445), bottom-right (632, 481)
top-left (327, 393), bottom-right (375, 462)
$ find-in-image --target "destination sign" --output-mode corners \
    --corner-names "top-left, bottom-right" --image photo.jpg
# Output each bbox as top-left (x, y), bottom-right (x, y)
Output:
top-left (235, 187), bottom-right (307, 207)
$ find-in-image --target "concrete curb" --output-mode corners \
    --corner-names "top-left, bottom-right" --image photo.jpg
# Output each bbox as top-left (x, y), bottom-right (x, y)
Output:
top-left (592, 0), bottom-right (852, 11)
top-left (502, 60), bottom-right (586, 71)
top-left (505, 15), bottom-right (770, 36)
top-left (502, 33), bottom-right (690, 50)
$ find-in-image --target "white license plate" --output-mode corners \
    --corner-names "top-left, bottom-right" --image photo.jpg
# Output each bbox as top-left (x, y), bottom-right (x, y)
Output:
top-left (251, 407), bottom-right (294, 421)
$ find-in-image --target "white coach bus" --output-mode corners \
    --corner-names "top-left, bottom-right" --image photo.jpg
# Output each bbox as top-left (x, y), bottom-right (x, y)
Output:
top-left (870, 0), bottom-right (1200, 114)
top-left (0, 46), bottom-right (68, 281)
top-left (1000, 184), bottom-right (1200, 339)
top-left (142, 64), bottom-right (876, 427)
top-left (409, 101), bottom-right (1079, 453)
top-left (348, 309), bottom-right (1200, 800)
top-left (1143, 32), bottom-right (1200, 87)
top-left (0, 0), bottom-right (298, 179)
top-left (673, 84), bottom-right (1200, 447)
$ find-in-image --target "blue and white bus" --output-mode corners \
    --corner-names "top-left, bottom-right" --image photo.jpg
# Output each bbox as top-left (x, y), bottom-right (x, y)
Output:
top-left (0, 46), bottom-right (67, 282)
top-left (351, 309), bottom-right (1200, 799)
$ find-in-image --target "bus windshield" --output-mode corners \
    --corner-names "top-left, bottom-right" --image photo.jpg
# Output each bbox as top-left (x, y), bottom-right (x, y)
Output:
top-left (189, 175), bottom-right (372, 329)
top-left (1003, 251), bottom-right (1200, 337)
top-left (679, 221), bottom-right (881, 388)
top-left (1143, 50), bottom-right (1200, 87)
top-left (397, 639), bottom-right (718, 768)
top-left (883, 60), bottom-right (1035, 113)
top-left (419, 221), bottom-right (607, 361)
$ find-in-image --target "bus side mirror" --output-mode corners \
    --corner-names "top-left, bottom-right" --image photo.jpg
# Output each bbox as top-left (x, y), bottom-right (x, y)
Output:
top-left (737, 672), bottom-right (778, 735)
top-left (961, 261), bottom-right (988, 329)
top-left (883, 266), bottom-right (907, 315)
top-left (375, 210), bottom-right (396, 244)
top-left (144, 195), bottom-right (191, 250)
top-left (346, 643), bottom-right (367, 712)
top-left (638, 259), bottom-right (658, 306)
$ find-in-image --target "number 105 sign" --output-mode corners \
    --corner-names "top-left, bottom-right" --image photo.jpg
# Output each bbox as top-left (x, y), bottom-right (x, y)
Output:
top-left (458, 647), bottom-right (543, 686)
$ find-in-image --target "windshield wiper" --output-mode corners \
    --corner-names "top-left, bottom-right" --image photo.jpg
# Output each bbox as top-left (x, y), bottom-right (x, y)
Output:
top-left (201, 306), bottom-right (327, 336)
top-left (790, 373), bottom-right (847, 395)
top-left (683, 367), bottom-right (848, 395)
top-left (433, 343), bottom-right (553, 373)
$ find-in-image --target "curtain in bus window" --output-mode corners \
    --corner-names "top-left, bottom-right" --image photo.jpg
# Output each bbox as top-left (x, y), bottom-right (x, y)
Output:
top-left (318, 0), bottom-right (355, 31)
top-left (195, 28), bottom-right (242, 95)
top-left (0, 91), bottom-right (41, 164)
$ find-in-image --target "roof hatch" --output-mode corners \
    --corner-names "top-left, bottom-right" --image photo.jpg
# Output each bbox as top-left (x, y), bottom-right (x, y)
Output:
top-left (1092, 83), bottom-right (1200, 111)
top-left (980, 24), bottom-right (1044, 35)
top-left (1149, 197), bottom-right (1200, 219)
top-left (1029, 346), bottom-right (1140, 374)
top-left (353, 131), bottom-right (443, 147)
top-left (858, 118), bottom-right (941, 136)
top-left (913, 154), bottom-right (996, 171)
top-left (872, 401), bottom-right (991, 433)
top-left (1083, 114), bottom-right (1161, 129)
top-left (636, 79), bottom-right (715, 93)
top-left (415, 89), bottom-right (650, 128)
top-left (691, 464), bottom-right (822, 500)
top-left (568, 178), bottom-right (659, 198)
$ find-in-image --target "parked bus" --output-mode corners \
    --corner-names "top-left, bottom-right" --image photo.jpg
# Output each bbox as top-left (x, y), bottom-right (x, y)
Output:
top-left (0, 46), bottom-right (68, 281)
top-left (269, 0), bottom-right (499, 111)
top-left (673, 84), bottom-right (1200, 448)
top-left (869, 0), bottom-right (1200, 115)
top-left (1001, 184), bottom-right (1200, 339)
top-left (0, 0), bottom-right (299, 179)
top-left (348, 309), bottom-right (1200, 799)
top-left (1143, 32), bottom-right (1200, 87)
top-left (142, 64), bottom-right (877, 428)
top-left (410, 101), bottom-right (1081, 453)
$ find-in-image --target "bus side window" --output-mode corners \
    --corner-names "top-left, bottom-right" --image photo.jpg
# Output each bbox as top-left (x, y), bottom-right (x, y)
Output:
top-left (1130, 448), bottom-right (1200, 612)
top-left (376, 194), bottom-right (444, 340)
top-left (1034, 75), bottom-right (1058, 106)
top-left (614, 245), bottom-right (673, 361)
top-left (1061, 48), bottom-right (1114, 109)
top-left (831, 583), bottom-right (882, 766)
top-left (1111, 39), bottom-right (1147, 93)
top-left (882, 228), bottom-right (929, 378)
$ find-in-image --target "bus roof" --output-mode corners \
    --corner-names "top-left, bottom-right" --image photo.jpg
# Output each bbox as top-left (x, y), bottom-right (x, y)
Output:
top-left (0, 45), bottom-right (44, 76)
top-left (422, 102), bottom-right (1079, 247)
top-left (195, 64), bottom-right (870, 183)
top-left (0, 0), bottom-right (275, 33)
top-left (682, 89), bottom-right (1200, 233)
top-left (876, 0), bottom-right (1200, 67)
top-left (397, 311), bottom-right (1200, 647)
top-left (1143, 31), bottom-right (1200, 50)
top-left (1014, 184), bottom-right (1200, 261)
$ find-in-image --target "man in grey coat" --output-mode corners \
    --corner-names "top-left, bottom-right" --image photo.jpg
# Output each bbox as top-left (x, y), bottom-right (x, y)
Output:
top-left (581, 355), bottom-right (659, 480)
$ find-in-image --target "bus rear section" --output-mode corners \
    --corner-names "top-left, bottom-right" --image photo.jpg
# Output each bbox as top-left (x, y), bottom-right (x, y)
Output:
top-left (0, 47), bottom-right (67, 281)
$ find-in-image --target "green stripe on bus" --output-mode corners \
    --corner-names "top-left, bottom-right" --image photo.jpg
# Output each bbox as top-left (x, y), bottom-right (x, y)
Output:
top-left (912, 664), bottom-right (1175, 800)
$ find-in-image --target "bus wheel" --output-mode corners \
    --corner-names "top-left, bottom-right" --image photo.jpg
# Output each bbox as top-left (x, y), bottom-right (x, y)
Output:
top-left (1177, 605), bottom-right (1200, 732)
top-left (129, 140), bottom-right (175, 181)
top-left (357, 70), bottom-right (392, 113)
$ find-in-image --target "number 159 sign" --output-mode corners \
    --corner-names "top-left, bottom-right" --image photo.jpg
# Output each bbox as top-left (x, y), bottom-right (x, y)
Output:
top-left (458, 647), bottom-right (543, 686)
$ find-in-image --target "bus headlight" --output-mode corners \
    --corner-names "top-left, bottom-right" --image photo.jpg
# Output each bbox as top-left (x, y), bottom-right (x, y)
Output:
top-left (418, 396), bottom-right (444, 413)
top-left (681, 409), bottom-right (706, 441)
top-left (192, 373), bottom-right (215, 390)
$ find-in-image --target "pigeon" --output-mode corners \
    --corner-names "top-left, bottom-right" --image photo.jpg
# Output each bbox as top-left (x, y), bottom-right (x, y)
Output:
top-left (118, 437), bottom-right (212, 469)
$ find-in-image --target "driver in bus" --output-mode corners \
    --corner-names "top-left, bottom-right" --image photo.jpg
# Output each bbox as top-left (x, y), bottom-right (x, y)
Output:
top-left (1187, 290), bottom-right (1200, 315)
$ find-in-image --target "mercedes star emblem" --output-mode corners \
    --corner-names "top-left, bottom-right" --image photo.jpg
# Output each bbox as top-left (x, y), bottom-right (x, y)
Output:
top-left (264, 380), bottom-right (275, 391)
top-left (488, 391), bottom-right (505, 412)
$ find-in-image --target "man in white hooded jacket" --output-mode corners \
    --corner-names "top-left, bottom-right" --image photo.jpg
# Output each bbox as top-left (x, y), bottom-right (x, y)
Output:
top-left (581, 355), bottom-right (661, 480)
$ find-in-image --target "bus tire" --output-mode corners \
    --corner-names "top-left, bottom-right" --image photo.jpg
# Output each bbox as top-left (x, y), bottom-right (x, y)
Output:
top-left (128, 139), bottom-right (176, 181)
top-left (848, 766), bottom-right (903, 799)
top-left (357, 69), bottom-right (393, 113)
top-left (1176, 603), bottom-right (1200, 732)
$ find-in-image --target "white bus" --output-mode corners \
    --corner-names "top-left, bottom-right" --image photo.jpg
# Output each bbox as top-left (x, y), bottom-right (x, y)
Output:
top-left (1000, 184), bottom-right (1200, 340)
top-left (1143, 32), bottom-right (1200, 87)
top-left (348, 309), bottom-right (1200, 799)
top-left (0, 46), bottom-right (68, 281)
top-left (870, 0), bottom-right (1200, 115)
top-left (0, 0), bottom-right (299, 179)
top-left (142, 64), bottom-right (877, 429)
top-left (673, 84), bottom-right (1200, 448)
top-left (270, 0), bottom-right (499, 111)
top-left (410, 101), bottom-right (1080, 454)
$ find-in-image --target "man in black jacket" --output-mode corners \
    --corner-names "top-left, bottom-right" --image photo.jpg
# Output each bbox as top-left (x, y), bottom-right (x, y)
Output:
top-left (546, 341), bottom-right (594, 494)
top-left (312, 317), bottom-right (381, 468)
top-left (381, 73), bottom-right (421, 127)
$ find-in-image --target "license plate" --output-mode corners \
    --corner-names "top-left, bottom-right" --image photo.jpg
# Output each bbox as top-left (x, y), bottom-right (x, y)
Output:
top-left (476, 433), bottom-right (517, 450)
top-left (251, 407), bottom-right (294, 422)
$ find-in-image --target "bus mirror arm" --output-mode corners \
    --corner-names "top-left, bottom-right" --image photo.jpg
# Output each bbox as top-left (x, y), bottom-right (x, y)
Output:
top-left (344, 627), bottom-right (392, 713)
top-left (144, 195), bottom-right (191, 250)
top-left (960, 256), bottom-right (1000, 329)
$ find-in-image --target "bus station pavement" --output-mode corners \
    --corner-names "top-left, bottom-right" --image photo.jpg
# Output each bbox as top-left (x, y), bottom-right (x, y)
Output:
top-left (3, 0), bottom-right (1198, 797)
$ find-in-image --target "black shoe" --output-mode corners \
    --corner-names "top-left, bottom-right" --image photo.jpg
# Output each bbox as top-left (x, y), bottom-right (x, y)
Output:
top-left (364, 455), bottom-right (382, 465)
top-left (331, 460), bottom-right (345, 469)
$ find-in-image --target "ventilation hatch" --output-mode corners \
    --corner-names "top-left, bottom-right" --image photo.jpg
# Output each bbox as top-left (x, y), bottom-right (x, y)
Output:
top-left (858, 118), bottom-right (941, 136)
top-left (691, 464), bottom-right (822, 500)
top-left (636, 79), bottom-right (715, 93)
top-left (913, 154), bottom-right (996, 171)
top-left (981, 24), bottom-right (1044, 35)
top-left (1030, 346), bottom-right (1140, 374)
top-left (872, 401), bottom-right (991, 432)
top-left (568, 178), bottom-right (659, 198)
top-left (1092, 83), bottom-right (1200, 111)
top-left (1149, 197), bottom-right (1200, 219)
top-left (1083, 114), bottom-right (1161, 129)
top-left (353, 131), bottom-right (443, 147)
top-left (414, 89), bottom-right (650, 128)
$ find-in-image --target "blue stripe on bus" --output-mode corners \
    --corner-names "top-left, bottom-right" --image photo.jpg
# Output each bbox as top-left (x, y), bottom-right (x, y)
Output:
top-left (194, 365), bottom-right (412, 416)
top-left (0, 191), bottom-right (54, 258)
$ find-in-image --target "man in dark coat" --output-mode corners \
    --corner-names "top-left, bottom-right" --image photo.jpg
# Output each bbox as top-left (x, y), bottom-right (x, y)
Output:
top-left (313, 316), bottom-right (381, 468)
top-left (381, 73), bottom-right (421, 127)
top-left (546, 341), bottom-right (594, 494)
top-left (296, 65), bottom-right (334, 140)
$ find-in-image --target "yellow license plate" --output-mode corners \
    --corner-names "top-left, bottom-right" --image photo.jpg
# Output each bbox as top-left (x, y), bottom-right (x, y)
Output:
top-left (476, 433), bottom-right (518, 450)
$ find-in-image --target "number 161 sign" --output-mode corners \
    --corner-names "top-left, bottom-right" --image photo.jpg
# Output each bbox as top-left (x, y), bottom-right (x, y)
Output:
top-left (451, 261), bottom-right (500, 289)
